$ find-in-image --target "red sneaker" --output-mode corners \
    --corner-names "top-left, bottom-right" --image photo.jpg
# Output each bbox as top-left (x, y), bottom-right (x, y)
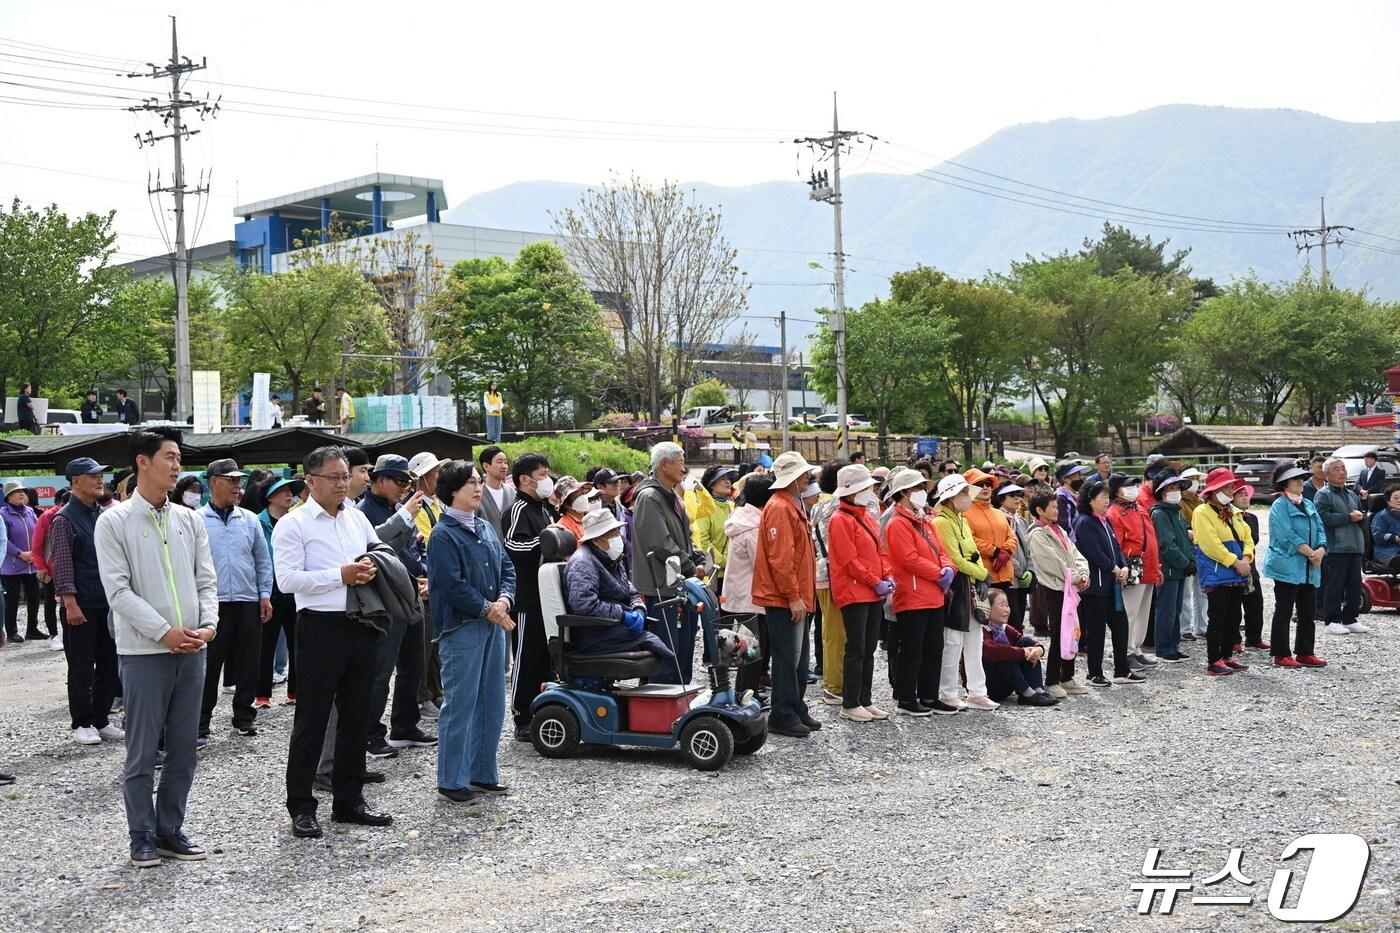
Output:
top-left (1296, 654), bottom-right (1328, 667)
top-left (1232, 643), bottom-right (1243, 654)
top-left (1273, 655), bottom-right (1302, 668)
top-left (1206, 661), bottom-right (1233, 676)
top-left (1224, 658), bottom-right (1249, 671)
top-left (252, 697), bottom-right (272, 709)
top-left (1245, 640), bottom-right (1271, 650)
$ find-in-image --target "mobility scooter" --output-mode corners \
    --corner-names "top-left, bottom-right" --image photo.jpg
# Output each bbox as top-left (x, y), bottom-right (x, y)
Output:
top-left (527, 528), bottom-right (766, 771)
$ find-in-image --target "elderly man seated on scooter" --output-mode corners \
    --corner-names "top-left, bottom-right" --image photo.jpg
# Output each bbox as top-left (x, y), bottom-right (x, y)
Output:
top-left (564, 509), bottom-right (678, 663)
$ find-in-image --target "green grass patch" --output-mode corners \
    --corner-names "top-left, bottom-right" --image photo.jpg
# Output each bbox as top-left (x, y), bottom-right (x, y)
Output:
top-left (499, 436), bottom-right (648, 478)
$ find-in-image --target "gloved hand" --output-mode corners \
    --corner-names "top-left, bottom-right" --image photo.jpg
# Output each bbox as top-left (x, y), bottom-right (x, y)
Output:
top-left (622, 608), bottom-right (645, 634)
top-left (938, 567), bottom-right (955, 591)
top-left (991, 548), bottom-right (1010, 571)
top-left (1018, 569), bottom-right (1034, 588)
top-left (872, 578), bottom-right (894, 598)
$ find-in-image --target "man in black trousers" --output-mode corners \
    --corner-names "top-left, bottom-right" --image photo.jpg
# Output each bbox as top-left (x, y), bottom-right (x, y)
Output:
top-left (271, 446), bottom-right (393, 839)
top-left (503, 453), bottom-right (558, 742)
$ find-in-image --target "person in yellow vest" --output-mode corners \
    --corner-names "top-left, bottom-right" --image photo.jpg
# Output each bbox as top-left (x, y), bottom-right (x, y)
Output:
top-left (483, 380), bottom-right (504, 443)
top-left (689, 466), bottom-right (738, 590)
top-left (334, 387), bottom-right (356, 433)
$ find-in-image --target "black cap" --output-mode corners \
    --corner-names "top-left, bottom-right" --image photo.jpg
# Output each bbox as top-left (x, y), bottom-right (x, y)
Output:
top-left (206, 458), bottom-right (247, 479)
top-left (592, 467), bottom-right (620, 486)
top-left (701, 465), bottom-right (739, 489)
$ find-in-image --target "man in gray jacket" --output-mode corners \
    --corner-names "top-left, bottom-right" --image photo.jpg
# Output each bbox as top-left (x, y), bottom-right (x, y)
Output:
top-left (95, 427), bottom-right (220, 868)
top-left (1314, 457), bottom-right (1372, 635)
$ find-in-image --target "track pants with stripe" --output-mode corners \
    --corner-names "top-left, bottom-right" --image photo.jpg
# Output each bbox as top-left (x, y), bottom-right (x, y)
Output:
top-left (509, 598), bottom-right (553, 730)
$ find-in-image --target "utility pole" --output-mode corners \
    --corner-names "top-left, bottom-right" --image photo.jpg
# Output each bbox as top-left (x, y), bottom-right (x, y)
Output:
top-left (1289, 196), bottom-right (1351, 289)
top-left (796, 93), bottom-right (872, 458)
top-left (779, 310), bottom-right (790, 452)
top-left (128, 16), bottom-right (218, 421)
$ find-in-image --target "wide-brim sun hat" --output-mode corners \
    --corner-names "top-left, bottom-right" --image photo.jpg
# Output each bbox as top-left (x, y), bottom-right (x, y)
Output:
top-left (769, 451), bottom-right (815, 489)
top-left (266, 477), bottom-right (306, 498)
top-left (1054, 461), bottom-right (1089, 482)
top-left (1236, 484), bottom-right (1256, 502)
top-left (833, 464), bottom-right (875, 498)
top-left (1272, 464), bottom-right (1309, 489)
top-left (407, 451), bottom-right (452, 480)
top-left (1155, 474), bottom-right (1188, 493)
top-left (1179, 467), bottom-right (1204, 480)
top-left (935, 474), bottom-right (970, 504)
top-left (579, 507), bottom-right (624, 542)
top-left (962, 467), bottom-right (996, 487)
top-left (1201, 467), bottom-right (1239, 496)
top-left (886, 467), bottom-right (925, 498)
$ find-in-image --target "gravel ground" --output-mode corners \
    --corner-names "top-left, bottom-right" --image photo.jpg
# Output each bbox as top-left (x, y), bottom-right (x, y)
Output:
top-left (1, 515), bottom-right (1398, 932)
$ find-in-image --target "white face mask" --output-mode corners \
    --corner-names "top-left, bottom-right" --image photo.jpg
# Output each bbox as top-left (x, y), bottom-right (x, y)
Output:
top-left (1121, 486), bottom-right (1140, 502)
top-left (1215, 491), bottom-right (1232, 505)
top-left (534, 476), bottom-right (555, 500)
top-left (604, 537), bottom-right (624, 561)
top-left (910, 490), bottom-right (928, 510)
top-left (1163, 490), bottom-right (1182, 504)
top-left (182, 491), bottom-right (201, 508)
top-left (571, 497), bottom-right (591, 514)
top-left (855, 489), bottom-right (877, 507)
top-left (1187, 481), bottom-right (1200, 493)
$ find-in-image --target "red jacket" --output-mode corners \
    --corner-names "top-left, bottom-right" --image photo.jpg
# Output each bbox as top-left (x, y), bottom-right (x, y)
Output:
top-left (1107, 501), bottom-right (1162, 585)
top-left (981, 622), bottom-right (1039, 663)
top-left (827, 501), bottom-right (891, 608)
top-left (31, 505), bottom-right (58, 577)
top-left (884, 506), bottom-right (953, 612)
top-left (751, 490), bottom-right (816, 612)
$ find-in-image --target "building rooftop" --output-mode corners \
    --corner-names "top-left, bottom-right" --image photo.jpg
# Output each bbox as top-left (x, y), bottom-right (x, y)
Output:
top-left (234, 173), bottom-right (447, 222)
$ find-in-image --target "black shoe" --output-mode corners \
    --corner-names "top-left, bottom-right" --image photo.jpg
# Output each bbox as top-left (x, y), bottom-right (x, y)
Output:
top-left (1018, 691), bottom-right (1059, 707)
top-left (130, 838), bottom-right (161, 868)
top-left (513, 726), bottom-right (531, 742)
top-left (359, 770), bottom-right (385, 784)
top-left (0, 772), bottom-right (13, 785)
top-left (332, 804), bottom-right (393, 827)
top-left (291, 813), bottom-right (322, 838)
top-left (1181, 632), bottom-right (1198, 641)
top-left (469, 781), bottom-right (509, 795)
top-left (1134, 653), bottom-right (1158, 667)
top-left (23, 629), bottom-right (42, 642)
top-left (804, 670), bottom-right (819, 684)
top-left (438, 786), bottom-right (484, 803)
top-left (924, 700), bottom-right (961, 715)
top-left (8, 634), bottom-right (23, 645)
top-left (769, 721), bottom-right (811, 738)
top-left (1088, 675), bottom-right (1112, 688)
top-left (387, 728), bottom-right (437, 748)
top-left (798, 714), bottom-right (822, 731)
top-left (366, 738), bottom-right (398, 758)
top-left (898, 701), bottom-right (933, 717)
top-left (154, 832), bottom-right (206, 861)
top-left (233, 725), bottom-right (257, 737)
top-left (1157, 651), bottom-right (1188, 663)
top-left (1113, 671), bottom-right (1148, 684)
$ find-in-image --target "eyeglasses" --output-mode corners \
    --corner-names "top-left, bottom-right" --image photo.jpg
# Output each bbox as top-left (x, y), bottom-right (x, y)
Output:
top-left (462, 476), bottom-right (482, 486)
top-left (309, 473), bottom-right (351, 485)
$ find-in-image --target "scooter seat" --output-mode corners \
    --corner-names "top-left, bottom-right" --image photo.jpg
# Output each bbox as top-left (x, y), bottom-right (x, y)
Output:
top-left (565, 650), bottom-right (662, 680)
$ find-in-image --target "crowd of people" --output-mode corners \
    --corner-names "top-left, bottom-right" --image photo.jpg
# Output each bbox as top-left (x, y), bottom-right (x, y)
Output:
top-left (0, 431), bottom-right (1385, 866)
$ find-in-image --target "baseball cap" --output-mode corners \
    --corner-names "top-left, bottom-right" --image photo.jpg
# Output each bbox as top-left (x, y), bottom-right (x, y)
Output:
top-left (206, 458), bottom-right (247, 479)
top-left (64, 457), bottom-right (108, 480)
top-left (370, 454), bottom-right (412, 482)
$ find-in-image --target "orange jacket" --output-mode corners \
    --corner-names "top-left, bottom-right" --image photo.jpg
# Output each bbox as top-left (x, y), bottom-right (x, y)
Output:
top-left (884, 506), bottom-right (954, 612)
top-left (553, 511), bottom-right (586, 544)
top-left (964, 499), bottom-right (1016, 584)
top-left (827, 501), bottom-right (891, 608)
top-left (751, 489), bottom-right (816, 612)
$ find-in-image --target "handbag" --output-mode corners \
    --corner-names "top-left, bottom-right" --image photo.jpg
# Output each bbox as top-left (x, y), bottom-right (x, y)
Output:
top-left (1059, 565), bottom-right (1081, 660)
top-left (1125, 556), bottom-right (1145, 586)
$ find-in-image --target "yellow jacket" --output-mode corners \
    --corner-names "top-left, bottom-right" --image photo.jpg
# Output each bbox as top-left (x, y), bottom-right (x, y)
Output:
top-left (1191, 502), bottom-right (1254, 567)
top-left (686, 485), bottom-right (734, 569)
top-left (934, 504), bottom-right (988, 581)
top-left (415, 497), bottom-right (443, 542)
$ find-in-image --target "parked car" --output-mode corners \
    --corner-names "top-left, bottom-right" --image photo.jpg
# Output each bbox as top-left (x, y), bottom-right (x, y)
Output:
top-left (45, 409), bottom-right (80, 425)
top-left (1332, 444), bottom-right (1400, 484)
top-left (680, 405), bottom-right (734, 428)
top-left (1232, 457), bottom-right (1297, 503)
top-left (812, 413), bottom-right (872, 429)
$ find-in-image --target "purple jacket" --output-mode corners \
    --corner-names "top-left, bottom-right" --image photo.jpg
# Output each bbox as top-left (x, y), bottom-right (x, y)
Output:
top-left (2, 502), bottom-right (38, 576)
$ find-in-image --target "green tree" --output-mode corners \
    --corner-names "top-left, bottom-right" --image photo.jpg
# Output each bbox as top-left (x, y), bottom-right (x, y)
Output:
top-left (434, 241), bottom-right (616, 430)
top-left (0, 199), bottom-right (122, 398)
top-left (809, 298), bottom-right (951, 452)
top-left (216, 262), bottom-right (389, 408)
top-left (684, 378), bottom-right (730, 410)
top-left (1183, 276), bottom-right (1300, 426)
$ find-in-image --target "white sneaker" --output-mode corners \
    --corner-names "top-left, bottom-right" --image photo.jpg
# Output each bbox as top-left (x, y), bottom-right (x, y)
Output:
top-left (1345, 621), bottom-right (1372, 634)
top-left (963, 695), bottom-right (1000, 711)
top-left (1325, 622), bottom-right (1351, 635)
top-left (839, 706), bottom-right (874, 722)
top-left (864, 705), bottom-right (890, 721)
top-left (272, 670), bottom-right (288, 685)
top-left (72, 727), bottom-right (100, 746)
top-left (48, 634), bottom-right (64, 651)
top-left (1045, 684), bottom-right (1068, 699)
top-left (97, 724), bottom-right (126, 742)
top-left (819, 688), bottom-right (843, 706)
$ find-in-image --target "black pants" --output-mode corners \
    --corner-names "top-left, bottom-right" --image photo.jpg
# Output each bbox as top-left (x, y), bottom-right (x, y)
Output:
top-left (257, 595), bottom-right (297, 698)
top-left (1007, 587), bottom-right (1027, 630)
top-left (200, 602), bottom-right (261, 734)
top-left (1079, 592), bottom-right (1129, 679)
top-left (367, 616), bottom-right (424, 742)
top-left (62, 606), bottom-right (118, 730)
top-left (39, 578), bottom-right (57, 636)
top-left (3, 573), bottom-right (40, 638)
top-left (1271, 582), bottom-right (1317, 659)
top-left (1038, 585), bottom-right (1075, 686)
top-left (1242, 576), bottom-right (1264, 644)
top-left (286, 610), bottom-right (380, 817)
top-left (984, 635), bottom-right (1046, 701)
top-left (1321, 552), bottom-right (1363, 626)
top-left (1205, 586), bottom-right (1243, 664)
top-left (510, 600), bottom-right (552, 730)
top-left (840, 601), bottom-right (882, 709)
top-left (893, 607), bottom-right (944, 703)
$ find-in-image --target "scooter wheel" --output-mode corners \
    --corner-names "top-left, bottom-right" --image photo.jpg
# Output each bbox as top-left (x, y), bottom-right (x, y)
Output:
top-left (733, 727), bottom-right (766, 756)
top-left (679, 716), bottom-right (734, 771)
top-left (1360, 588), bottom-right (1374, 615)
top-left (530, 705), bottom-right (580, 759)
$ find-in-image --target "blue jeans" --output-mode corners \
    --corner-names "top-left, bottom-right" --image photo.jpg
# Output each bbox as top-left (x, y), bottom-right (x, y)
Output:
top-left (764, 606), bottom-right (810, 727)
top-left (120, 651), bottom-right (206, 843)
top-left (1154, 577), bottom-right (1185, 656)
top-left (437, 620), bottom-right (507, 790)
top-left (645, 594), bottom-right (697, 685)
top-left (486, 414), bottom-right (502, 443)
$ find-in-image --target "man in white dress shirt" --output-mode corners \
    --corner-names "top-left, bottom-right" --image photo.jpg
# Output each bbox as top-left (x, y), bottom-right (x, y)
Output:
top-left (271, 445), bottom-right (392, 839)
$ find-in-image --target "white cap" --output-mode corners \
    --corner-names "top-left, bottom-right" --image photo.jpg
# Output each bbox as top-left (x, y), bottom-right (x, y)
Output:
top-left (935, 474), bottom-right (970, 504)
top-left (407, 451), bottom-right (452, 480)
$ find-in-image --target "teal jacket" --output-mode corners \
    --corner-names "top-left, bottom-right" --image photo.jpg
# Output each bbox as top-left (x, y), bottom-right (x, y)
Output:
top-left (1150, 501), bottom-right (1193, 580)
top-left (1261, 496), bottom-right (1326, 586)
top-left (1313, 484), bottom-right (1364, 555)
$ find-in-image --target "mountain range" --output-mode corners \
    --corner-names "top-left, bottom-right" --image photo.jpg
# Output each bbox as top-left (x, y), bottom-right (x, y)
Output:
top-left (443, 105), bottom-right (1400, 345)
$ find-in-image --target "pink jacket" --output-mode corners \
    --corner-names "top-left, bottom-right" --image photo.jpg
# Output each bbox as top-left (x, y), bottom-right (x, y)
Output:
top-left (721, 504), bottom-right (762, 614)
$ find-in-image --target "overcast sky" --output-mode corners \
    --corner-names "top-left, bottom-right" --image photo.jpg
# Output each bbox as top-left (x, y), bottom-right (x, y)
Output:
top-left (5, 0), bottom-right (1400, 263)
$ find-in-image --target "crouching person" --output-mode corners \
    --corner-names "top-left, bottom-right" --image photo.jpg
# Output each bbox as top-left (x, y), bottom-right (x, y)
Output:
top-left (565, 509), bottom-right (677, 665)
top-left (980, 589), bottom-right (1058, 707)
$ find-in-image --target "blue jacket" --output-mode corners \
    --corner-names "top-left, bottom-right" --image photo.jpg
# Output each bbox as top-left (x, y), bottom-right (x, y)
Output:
top-left (1313, 483), bottom-right (1365, 554)
top-left (1371, 508), bottom-right (1400, 563)
top-left (1071, 512), bottom-right (1123, 596)
top-left (563, 540), bottom-right (649, 655)
top-left (199, 504), bottom-right (272, 603)
top-left (1263, 496), bottom-right (1326, 586)
top-left (425, 512), bottom-right (516, 641)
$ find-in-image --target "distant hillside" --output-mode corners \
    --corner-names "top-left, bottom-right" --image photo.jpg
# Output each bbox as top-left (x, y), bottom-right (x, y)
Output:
top-left (444, 105), bottom-right (1400, 344)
